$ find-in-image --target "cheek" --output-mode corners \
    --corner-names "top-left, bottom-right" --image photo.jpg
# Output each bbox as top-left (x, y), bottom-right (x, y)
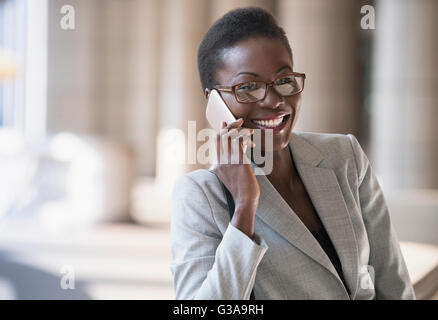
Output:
top-left (288, 94), bottom-right (302, 113)
top-left (288, 94), bottom-right (302, 126)
top-left (223, 96), bottom-right (251, 119)
top-left (289, 93), bottom-right (302, 107)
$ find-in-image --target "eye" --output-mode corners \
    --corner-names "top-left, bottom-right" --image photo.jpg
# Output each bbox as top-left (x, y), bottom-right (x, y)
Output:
top-left (236, 82), bottom-right (260, 92)
top-left (276, 76), bottom-right (295, 85)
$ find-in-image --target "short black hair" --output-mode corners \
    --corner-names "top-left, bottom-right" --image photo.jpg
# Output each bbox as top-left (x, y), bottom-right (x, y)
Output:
top-left (197, 6), bottom-right (292, 92)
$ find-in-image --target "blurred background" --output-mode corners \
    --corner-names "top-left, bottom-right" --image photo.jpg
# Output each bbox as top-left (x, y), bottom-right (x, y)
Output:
top-left (0, 0), bottom-right (437, 299)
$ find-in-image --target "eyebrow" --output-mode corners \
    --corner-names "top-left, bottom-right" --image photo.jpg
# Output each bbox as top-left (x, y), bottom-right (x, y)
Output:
top-left (234, 65), bottom-right (293, 78)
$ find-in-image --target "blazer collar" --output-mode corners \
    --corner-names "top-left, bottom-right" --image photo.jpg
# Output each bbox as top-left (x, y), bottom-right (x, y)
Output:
top-left (250, 131), bottom-right (359, 299)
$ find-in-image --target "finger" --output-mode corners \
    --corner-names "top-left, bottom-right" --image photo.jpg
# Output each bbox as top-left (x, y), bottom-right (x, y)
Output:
top-left (229, 137), bottom-right (243, 164)
top-left (218, 121), bottom-right (227, 135)
top-left (239, 134), bottom-right (255, 148)
top-left (218, 131), bottom-right (236, 164)
top-left (222, 128), bottom-right (239, 139)
top-left (220, 126), bottom-right (251, 163)
top-left (239, 136), bottom-right (255, 153)
top-left (241, 134), bottom-right (256, 148)
top-left (219, 127), bottom-right (228, 135)
top-left (225, 118), bottom-right (244, 130)
top-left (231, 132), bottom-right (254, 150)
top-left (220, 131), bottom-right (244, 164)
top-left (235, 135), bottom-right (250, 154)
top-left (216, 128), bottom-right (228, 164)
top-left (240, 134), bottom-right (252, 146)
top-left (241, 137), bottom-right (248, 155)
top-left (220, 126), bottom-right (253, 137)
top-left (222, 127), bottom-right (254, 140)
top-left (236, 136), bottom-right (252, 164)
top-left (232, 128), bottom-right (254, 138)
top-left (220, 122), bottom-right (235, 135)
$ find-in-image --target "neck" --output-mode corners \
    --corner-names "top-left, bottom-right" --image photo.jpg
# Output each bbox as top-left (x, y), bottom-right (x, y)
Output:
top-left (250, 143), bottom-right (299, 187)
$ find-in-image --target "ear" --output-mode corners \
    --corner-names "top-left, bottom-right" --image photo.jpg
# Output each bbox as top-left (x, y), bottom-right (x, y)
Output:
top-left (204, 88), bottom-right (211, 100)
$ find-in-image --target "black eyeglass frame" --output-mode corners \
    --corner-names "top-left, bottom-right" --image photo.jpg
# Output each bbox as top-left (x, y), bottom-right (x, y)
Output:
top-left (213, 72), bottom-right (306, 104)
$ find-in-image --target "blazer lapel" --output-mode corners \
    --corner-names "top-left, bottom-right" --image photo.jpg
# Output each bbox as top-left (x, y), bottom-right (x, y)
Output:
top-left (250, 132), bottom-right (359, 298)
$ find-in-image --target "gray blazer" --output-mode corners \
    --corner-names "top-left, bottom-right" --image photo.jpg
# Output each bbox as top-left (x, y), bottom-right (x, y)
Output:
top-left (170, 131), bottom-right (416, 300)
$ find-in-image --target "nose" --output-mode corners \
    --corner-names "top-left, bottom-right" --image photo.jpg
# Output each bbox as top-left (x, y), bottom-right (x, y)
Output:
top-left (258, 83), bottom-right (285, 109)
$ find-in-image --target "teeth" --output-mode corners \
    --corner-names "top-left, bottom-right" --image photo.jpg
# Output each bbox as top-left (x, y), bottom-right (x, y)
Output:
top-left (253, 116), bottom-right (284, 128)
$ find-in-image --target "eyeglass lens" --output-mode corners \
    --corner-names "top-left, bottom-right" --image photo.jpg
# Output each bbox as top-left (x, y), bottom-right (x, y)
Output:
top-left (235, 75), bottom-right (303, 103)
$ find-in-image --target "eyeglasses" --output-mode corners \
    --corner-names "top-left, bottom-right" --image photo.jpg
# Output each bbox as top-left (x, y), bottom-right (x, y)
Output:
top-left (214, 72), bottom-right (306, 104)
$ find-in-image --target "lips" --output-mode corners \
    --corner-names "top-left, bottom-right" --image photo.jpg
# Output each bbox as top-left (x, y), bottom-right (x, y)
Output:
top-left (251, 112), bottom-right (289, 121)
top-left (250, 114), bottom-right (291, 133)
top-left (251, 113), bottom-right (290, 128)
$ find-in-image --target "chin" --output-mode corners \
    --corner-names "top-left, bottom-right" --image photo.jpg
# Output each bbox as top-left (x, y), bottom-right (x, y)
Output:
top-left (253, 123), bottom-right (293, 153)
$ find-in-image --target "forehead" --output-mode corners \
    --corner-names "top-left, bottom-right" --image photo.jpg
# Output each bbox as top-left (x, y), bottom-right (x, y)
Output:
top-left (217, 37), bottom-right (293, 82)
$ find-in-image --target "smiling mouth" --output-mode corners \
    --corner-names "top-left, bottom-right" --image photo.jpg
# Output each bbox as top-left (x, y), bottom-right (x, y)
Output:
top-left (251, 114), bottom-right (291, 129)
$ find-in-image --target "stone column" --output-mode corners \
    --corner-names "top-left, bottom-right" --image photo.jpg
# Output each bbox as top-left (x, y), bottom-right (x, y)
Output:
top-left (131, 0), bottom-right (211, 225)
top-left (277, 0), bottom-right (362, 135)
top-left (157, 0), bottom-right (210, 176)
top-left (121, 0), bottom-right (162, 177)
top-left (46, 0), bottom-right (100, 135)
top-left (47, 0), bottom-right (161, 176)
top-left (371, 0), bottom-right (438, 189)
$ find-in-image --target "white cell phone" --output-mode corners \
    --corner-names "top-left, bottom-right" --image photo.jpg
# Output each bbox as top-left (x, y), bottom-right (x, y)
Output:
top-left (205, 89), bottom-right (237, 133)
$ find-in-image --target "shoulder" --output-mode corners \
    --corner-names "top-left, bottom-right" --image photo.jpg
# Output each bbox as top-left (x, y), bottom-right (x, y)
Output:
top-left (172, 169), bottom-right (227, 213)
top-left (294, 131), bottom-right (369, 183)
top-left (171, 169), bottom-right (230, 233)
top-left (172, 169), bottom-right (221, 199)
top-left (294, 131), bottom-right (355, 156)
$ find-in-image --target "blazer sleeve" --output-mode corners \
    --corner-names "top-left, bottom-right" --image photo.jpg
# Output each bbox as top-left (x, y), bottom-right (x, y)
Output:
top-left (170, 174), bottom-right (268, 300)
top-left (347, 134), bottom-right (416, 300)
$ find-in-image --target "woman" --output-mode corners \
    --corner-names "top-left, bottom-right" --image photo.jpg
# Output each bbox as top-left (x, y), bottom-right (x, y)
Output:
top-left (170, 7), bottom-right (415, 300)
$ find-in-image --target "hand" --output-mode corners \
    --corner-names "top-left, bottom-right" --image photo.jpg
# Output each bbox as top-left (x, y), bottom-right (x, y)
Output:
top-left (212, 118), bottom-right (260, 238)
